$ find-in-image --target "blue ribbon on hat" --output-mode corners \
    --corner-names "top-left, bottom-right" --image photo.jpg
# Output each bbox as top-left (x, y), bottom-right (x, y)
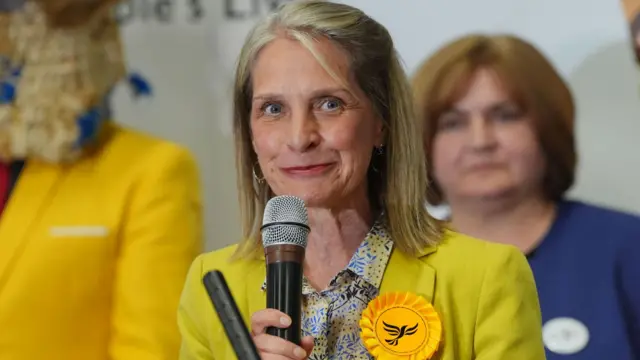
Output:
top-left (75, 105), bottom-right (108, 148)
top-left (0, 65), bottom-right (21, 104)
top-left (0, 82), bottom-right (15, 104)
top-left (127, 72), bottom-right (152, 97)
top-left (73, 72), bottom-right (152, 147)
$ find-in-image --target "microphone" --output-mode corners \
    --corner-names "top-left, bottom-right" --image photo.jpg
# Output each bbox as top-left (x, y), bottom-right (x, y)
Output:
top-left (261, 195), bottom-right (310, 345)
top-left (202, 270), bottom-right (261, 360)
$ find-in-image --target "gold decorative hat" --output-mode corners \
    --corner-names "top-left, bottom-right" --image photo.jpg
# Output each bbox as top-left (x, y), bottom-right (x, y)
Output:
top-left (0, 0), bottom-right (149, 163)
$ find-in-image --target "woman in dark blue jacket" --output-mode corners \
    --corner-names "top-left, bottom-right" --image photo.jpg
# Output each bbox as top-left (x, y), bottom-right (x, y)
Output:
top-left (413, 34), bottom-right (640, 359)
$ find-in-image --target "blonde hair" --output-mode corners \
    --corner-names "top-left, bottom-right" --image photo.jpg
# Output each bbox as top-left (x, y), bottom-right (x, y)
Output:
top-left (232, 0), bottom-right (441, 259)
top-left (412, 34), bottom-right (576, 205)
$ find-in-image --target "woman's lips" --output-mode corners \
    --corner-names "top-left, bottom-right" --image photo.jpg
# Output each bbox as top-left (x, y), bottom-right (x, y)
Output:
top-left (281, 163), bottom-right (334, 176)
top-left (467, 162), bottom-right (503, 172)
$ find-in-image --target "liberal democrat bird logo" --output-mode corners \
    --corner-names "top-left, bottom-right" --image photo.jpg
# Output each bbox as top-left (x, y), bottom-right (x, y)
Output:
top-left (383, 321), bottom-right (419, 346)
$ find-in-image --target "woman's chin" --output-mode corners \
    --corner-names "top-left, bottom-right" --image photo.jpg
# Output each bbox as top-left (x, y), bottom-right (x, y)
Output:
top-left (464, 186), bottom-right (518, 201)
top-left (454, 180), bottom-right (517, 199)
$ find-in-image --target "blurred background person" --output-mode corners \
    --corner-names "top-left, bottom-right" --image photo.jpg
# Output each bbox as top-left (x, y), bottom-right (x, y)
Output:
top-left (622, 0), bottom-right (640, 63)
top-left (178, 2), bottom-right (545, 359)
top-left (0, 0), bottom-right (202, 359)
top-left (412, 34), bottom-right (640, 359)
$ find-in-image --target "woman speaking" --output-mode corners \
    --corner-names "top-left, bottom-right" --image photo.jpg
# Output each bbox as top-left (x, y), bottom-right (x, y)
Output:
top-left (178, 2), bottom-right (545, 359)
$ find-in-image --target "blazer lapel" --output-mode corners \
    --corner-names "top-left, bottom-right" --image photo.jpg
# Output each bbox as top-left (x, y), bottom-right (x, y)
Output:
top-left (245, 259), bottom-right (267, 323)
top-left (0, 161), bottom-right (63, 286)
top-left (380, 247), bottom-right (437, 303)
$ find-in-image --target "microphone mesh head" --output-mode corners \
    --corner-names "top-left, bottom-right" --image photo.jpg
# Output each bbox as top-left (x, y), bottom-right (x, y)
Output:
top-left (261, 195), bottom-right (309, 249)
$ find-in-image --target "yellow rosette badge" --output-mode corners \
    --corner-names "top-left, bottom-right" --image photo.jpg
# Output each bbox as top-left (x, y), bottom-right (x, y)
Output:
top-left (360, 292), bottom-right (442, 359)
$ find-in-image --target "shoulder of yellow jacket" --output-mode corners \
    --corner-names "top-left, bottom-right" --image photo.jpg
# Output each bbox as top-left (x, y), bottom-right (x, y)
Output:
top-left (425, 229), bottom-right (524, 272)
top-left (196, 244), bottom-right (263, 281)
top-left (106, 123), bottom-right (194, 158)
top-left (80, 123), bottom-right (199, 176)
top-left (439, 228), bottom-right (520, 254)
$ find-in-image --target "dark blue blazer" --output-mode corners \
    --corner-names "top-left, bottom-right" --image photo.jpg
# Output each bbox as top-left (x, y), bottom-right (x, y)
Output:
top-left (529, 200), bottom-right (640, 359)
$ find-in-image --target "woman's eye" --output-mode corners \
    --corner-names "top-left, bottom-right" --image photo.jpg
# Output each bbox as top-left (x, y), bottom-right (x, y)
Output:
top-left (263, 103), bottom-right (283, 115)
top-left (493, 109), bottom-right (522, 122)
top-left (320, 98), bottom-right (343, 111)
top-left (438, 114), bottom-right (465, 131)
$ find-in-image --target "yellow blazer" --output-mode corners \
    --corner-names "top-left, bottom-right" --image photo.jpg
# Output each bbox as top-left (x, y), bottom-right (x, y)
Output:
top-left (0, 123), bottom-right (203, 360)
top-left (178, 230), bottom-right (546, 359)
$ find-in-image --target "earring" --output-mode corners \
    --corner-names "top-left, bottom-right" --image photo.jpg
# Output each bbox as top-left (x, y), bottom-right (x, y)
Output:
top-left (252, 162), bottom-right (264, 184)
top-left (371, 144), bottom-right (384, 173)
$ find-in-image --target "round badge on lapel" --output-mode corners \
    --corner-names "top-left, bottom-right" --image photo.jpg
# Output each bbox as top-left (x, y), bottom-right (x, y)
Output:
top-left (542, 317), bottom-right (590, 355)
top-left (359, 292), bottom-right (442, 359)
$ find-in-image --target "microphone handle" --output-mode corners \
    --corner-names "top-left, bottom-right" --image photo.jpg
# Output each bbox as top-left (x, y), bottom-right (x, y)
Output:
top-left (266, 261), bottom-right (303, 345)
top-left (202, 271), bottom-right (261, 360)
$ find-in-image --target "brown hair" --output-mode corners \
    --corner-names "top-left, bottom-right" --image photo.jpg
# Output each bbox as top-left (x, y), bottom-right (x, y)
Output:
top-left (412, 34), bottom-right (577, 205)
top-left (232, 1), bottom-right (441, 259)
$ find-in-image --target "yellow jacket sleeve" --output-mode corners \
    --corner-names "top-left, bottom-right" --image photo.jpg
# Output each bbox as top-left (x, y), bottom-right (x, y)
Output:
top-left (108, 144), bottom-right (203, 359)
top-left (178, 255), bottom-right (217, 360)
top-left (474, 245), bottom-right (546, 359)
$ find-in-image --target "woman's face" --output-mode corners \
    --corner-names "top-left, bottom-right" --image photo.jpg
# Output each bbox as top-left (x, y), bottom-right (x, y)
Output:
top-left (431, 68), bottom-right (546, 203)
top-left (250, 37), bottom-right (383, 207)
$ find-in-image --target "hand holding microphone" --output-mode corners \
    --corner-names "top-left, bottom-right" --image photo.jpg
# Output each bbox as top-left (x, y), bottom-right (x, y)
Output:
top-left (250, 309), bottom-right (314, 359)
top-left (204, 195), bottom-right (314, 359)
top-left (252, 195), bottom-right (315, 359)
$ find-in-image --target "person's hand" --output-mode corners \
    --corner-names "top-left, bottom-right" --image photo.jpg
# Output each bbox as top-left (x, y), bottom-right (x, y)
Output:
top-left (251, 309), bottom-right (315, 359)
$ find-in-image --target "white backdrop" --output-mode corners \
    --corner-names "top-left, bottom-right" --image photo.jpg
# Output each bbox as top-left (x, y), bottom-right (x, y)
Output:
top-left (112, 0), bottom-right (640, 250)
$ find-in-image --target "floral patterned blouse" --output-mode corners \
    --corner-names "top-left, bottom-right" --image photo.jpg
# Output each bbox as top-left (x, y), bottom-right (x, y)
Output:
top-left (261, 221), bottom-right (393, 359)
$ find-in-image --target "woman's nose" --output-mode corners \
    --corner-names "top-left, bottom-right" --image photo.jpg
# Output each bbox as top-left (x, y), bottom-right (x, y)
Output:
top-left (287, 110), bottom-right (320, 152)
top-left (468, 116), bottom-right (498, 151)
